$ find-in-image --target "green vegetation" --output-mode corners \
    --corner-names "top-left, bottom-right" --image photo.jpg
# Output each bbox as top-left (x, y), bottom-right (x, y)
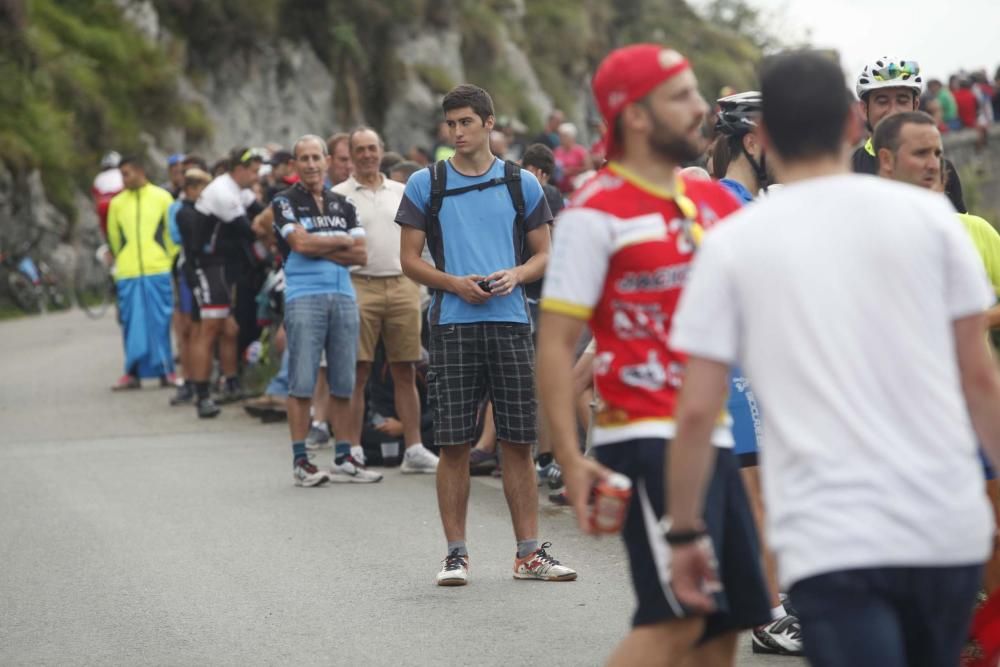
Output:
top-left (0, 0), bottom-right (789, 218)
top-left (0, 0), bottom-right (206, 218)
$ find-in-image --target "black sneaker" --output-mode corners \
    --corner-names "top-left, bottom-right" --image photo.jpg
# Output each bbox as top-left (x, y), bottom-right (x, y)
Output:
top-left (752, 615), bottom-right (804, 656)
top-left (169, 383), bottom-right (195, 406)
top-left (216, 384), bottom-right (244, 405)
top-left (197, 397), bottom-right (221, 419)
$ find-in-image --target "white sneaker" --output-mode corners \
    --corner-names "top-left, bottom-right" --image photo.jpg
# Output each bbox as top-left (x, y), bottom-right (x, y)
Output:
top-left (329, 456), bottom-right (383, 483)
top-left (401, 444), bottom-right (439, 474)
top-left (436, 550), bottom-right (469, 586)
top-left (293, 459), bottom-right (329, 487)
top-left (350, 445), bottom-right (367, 466)
top-left (512, 542), bottom-right (577, 581)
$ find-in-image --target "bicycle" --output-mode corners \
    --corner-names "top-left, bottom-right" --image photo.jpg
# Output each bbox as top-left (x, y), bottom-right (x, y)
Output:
top-left (0, 237), bottom-right (70, 314)
top-left (74, 243), bottom-right (116, 319)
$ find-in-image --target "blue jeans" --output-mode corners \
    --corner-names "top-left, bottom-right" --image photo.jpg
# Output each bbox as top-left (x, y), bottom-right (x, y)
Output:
top-left (285, 293), bottom-right (359, 399)
top-left (265, 348), bottom-right (289, 399)
top-left (790, 564), bottom-right (982, 667)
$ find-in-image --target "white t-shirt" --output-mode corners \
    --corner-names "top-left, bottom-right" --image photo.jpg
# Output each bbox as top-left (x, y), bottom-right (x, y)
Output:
top-left (333, 175), bottom-right (405, 277)
top-left (670, 173), bottom-right (995, 589)
top-left (196, 173), bottom-right (256, 222)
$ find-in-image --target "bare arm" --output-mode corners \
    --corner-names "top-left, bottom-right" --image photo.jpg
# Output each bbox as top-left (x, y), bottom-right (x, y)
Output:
top-left (252, 207), bottom-right (275, 245)
top-left (665, 357), bottom-right (728, 531)
top-left (400, 225), bottom-right (490, 304)
top-left (663, 356), bottom-right (730, 613)
top-left (487, 224), bottom-right (551, 295)
top-left (986, 304), bottom-right (1000, 329)
top-left (536, 310), bottom-right (611, 533)
top-left (956, 313), bottom-right (1000, 468)
top-left (285, 227), bottom-right (354, 257)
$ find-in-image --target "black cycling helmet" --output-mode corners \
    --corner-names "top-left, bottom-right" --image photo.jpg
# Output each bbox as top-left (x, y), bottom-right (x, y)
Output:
top-left (715, 91), bottom-right (769, 190)
top-left (715, 91), bottom-right (762, 137)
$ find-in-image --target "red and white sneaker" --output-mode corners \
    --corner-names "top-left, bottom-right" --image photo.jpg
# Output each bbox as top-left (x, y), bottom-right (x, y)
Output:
top-left (513, 542), bottom-right (577, 581)
top-left (111, 375), bottom-right (140, 391)
top-left (293, 459), bottom-right (329, 487)
top-left (436, 550), bottom-right (470, 586)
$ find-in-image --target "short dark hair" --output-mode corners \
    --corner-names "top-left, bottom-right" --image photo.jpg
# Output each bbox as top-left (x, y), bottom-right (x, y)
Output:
top-left (442, 84), bottom-right (495, 125)
top-left (326, 132), bottom-right (349, 156)
top-left (871, 111), bottom-right (936, 156)
top-left (118, 155), bottom-right (145, 171)
top-left (389, 160), bottom-right (422, 181)
top-left (380, 151), bottom-right (403, 176)
top-left (521, 143), bottom-right (556, 178)
top-left (182, 154), bottom-right (208, 171)
top-left (759, 51), bottom-right (851, 161)
top-left (228, 146), bottom-right (265, 169)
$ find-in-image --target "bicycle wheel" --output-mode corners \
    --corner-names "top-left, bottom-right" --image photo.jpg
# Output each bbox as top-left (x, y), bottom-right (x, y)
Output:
top-left (39, 262), bottom-right (71, 311)
top-left (75, 247), bottom-right (113, 319)
top-left (7, 271), bottom-right (42, 313)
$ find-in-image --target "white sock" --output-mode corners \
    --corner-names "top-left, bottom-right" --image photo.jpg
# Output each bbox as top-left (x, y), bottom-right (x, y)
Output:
top-left (311, 420), bottom-right (328, 433)
top-left (350, 445), bottom-right (365, 463)
top-left (771, 605), bottom-right (787, 621)
top-left (406, 443), bottom-right (424, 456)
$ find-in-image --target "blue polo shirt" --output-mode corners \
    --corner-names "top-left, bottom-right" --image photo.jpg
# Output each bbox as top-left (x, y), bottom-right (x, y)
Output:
top-left (395, 159), bottom-right (551, 325)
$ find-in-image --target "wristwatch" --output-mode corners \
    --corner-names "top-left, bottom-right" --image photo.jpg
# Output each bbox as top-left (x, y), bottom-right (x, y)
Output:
top-left (658, 516), bottom-right (707, 546)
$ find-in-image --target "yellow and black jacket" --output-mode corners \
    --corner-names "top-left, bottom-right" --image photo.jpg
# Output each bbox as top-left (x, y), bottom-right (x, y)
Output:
top-left (106, 183), bottom-right (177, 279)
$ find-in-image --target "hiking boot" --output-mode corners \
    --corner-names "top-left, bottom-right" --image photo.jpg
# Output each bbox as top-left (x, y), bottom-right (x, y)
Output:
top-left (513, 542), bottom-right (577, 581)
top-left (169, 383), bottom-right (195, 406)
top-left (196, 397), bottom-right (221, 419)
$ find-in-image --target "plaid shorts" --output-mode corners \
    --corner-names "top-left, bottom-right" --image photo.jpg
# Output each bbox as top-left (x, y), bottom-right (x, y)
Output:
top-left (428, 322), bottom-right (536, 446)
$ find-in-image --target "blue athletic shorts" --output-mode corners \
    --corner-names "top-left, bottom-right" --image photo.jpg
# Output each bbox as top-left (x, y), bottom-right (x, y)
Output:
top-left (594, 440), bottom-right (771, 637)
top-left (728, 368), bottom-right (761, 468)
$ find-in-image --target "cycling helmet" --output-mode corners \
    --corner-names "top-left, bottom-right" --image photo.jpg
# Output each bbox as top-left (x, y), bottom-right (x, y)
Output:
top-left (856, 58), bottom-right (923, 100)
top-left (100, 151), bottom-right (121, 169)
top-left (715, 91), bottom-right (762, 137)
top-left (715, 91), bottom-right (769, 190)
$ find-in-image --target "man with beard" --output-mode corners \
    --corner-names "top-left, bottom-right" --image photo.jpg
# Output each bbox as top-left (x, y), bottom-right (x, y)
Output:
top-left (536, 44), bottom-right (771, 666)
top-left (666, 52), bottom-right (998, 667)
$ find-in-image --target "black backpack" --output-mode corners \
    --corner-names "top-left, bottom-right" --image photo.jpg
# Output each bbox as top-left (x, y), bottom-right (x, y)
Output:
top-left (424, 159), bottom-right (526, 270)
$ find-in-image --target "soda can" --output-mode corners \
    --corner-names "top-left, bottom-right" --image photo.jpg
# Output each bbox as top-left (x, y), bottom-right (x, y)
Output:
top-left (590, 473), bottom-right (632, 534)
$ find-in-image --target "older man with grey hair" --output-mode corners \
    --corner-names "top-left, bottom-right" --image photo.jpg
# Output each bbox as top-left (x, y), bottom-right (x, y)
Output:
top-left (271, 134), bottom-right (379, 487)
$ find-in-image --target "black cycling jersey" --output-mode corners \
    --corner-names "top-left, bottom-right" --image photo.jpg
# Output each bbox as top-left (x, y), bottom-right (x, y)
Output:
top-left (851, 144), bottom-right (967, 213)
top-left (270, 182), bottom-right (361, 262)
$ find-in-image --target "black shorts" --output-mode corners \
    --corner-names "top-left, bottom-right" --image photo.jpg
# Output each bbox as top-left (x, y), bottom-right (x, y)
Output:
top-left (192, 264), bottom-right (233, 320)
top-left (428, 322), bottom-right (536, 446)
top-left (594, 440), bottom-right (771, 638)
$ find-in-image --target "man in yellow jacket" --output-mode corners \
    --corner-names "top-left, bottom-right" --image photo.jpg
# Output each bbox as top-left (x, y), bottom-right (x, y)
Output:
top-left (106, 155), bottom-right (178, 390)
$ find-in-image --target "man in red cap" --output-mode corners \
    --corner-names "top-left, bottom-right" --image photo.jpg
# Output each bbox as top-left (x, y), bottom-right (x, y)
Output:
top-left (537, 44), bottom-right (772, 665)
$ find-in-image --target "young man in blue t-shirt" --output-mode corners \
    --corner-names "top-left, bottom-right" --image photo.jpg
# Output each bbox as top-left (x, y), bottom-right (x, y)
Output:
top-left (272, 134), bottom-right (380, 487)
top-left (396, 84), bottom-right (577, 586)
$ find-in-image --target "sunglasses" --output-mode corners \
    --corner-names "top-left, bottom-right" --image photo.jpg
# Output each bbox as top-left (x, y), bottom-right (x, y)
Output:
top-left (239, 147), bottom-right (268, 165)
top-left (872, 61), bottom-right (920, 82)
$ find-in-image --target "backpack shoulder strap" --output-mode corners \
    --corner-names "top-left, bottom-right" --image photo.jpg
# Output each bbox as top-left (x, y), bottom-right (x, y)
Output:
top-left (504, 160), bottom-right (525, 224)
top-left (428, 160), bottom-right (448, 223)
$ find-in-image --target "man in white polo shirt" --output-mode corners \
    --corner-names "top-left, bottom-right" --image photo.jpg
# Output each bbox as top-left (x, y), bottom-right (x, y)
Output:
top-left (334, 127), bottom-right (439, 474)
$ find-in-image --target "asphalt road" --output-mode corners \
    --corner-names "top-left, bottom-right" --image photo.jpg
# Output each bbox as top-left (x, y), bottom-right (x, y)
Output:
top-left (0, 309), bottom-right (805, 666)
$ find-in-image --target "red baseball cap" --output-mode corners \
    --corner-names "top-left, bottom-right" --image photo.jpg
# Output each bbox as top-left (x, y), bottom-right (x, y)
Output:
top-left (593, 44), bottom-right (691, 158)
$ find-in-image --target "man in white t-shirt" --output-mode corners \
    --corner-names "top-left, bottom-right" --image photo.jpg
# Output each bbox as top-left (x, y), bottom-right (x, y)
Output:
top-left (664, 51), bottom-right (1000, 667)
top-left (333, 128), bottom-right (438, 474)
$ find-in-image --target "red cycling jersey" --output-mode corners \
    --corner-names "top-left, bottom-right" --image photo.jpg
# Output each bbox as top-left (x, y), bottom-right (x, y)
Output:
top-left (541, 162), bottom-right (739, 447)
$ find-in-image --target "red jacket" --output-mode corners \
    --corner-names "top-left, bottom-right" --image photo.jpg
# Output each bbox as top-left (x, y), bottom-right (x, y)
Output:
top-left (953, 88), bottom-right (979, 128)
